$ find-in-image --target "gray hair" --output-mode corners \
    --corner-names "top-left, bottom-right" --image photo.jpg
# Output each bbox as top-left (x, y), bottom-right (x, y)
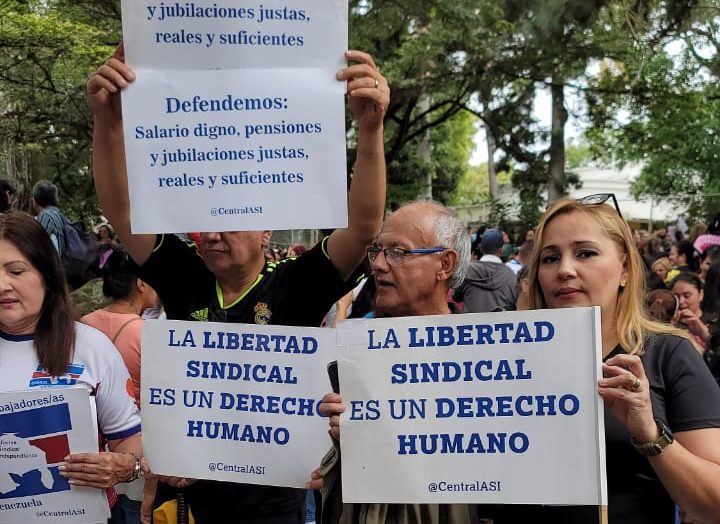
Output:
top-left (386, 200), bottom-right (471, 288)
top-left (433, 207), bottom-right (471, 288)
top-left (32, 180), bottom-right (59, 207)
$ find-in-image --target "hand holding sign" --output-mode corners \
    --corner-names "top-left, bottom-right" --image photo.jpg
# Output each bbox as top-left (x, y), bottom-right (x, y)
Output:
top-left (338, 50), bottom-right (389, 132)
top-left (87, 43), bottom-right (134, 129)
top-left (319, 392), bottom-right (345, 442)
top-left (59, 451), bottom-right (137, 489)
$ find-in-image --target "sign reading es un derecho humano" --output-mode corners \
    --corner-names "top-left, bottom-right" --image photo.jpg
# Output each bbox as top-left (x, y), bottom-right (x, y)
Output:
top-left (141, 320), bottom-right (337, 487)
top-left (120, 0), bottom-right (349, 233)
top-left (336, 307), bottom-right (607, 505)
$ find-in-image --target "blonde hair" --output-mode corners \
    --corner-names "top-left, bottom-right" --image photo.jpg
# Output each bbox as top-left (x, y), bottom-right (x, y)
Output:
top-left (651, 256), bottom-right (672, 273)
top-left (527, 199), bottom-right (689, 355)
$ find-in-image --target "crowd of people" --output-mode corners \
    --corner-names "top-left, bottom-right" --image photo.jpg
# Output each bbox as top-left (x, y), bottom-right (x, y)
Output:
top-left (1, 41), bottom-right (720, 524)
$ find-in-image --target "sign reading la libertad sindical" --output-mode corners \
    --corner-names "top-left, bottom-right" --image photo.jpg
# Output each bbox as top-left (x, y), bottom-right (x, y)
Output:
top-left (336, 307), bottom-right (608, 505)
top-left (141, 320), bottom-right (337, 488)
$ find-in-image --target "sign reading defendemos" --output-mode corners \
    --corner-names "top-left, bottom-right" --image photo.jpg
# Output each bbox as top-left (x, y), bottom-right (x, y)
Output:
top-left (336, 307), bottom-right (607, 505)
top-left (141, 320), bottom-right (336, 487)
top-left (0, 387), bottom-right (109, 524)
top-left (120, 0), bottom-right (349, 233)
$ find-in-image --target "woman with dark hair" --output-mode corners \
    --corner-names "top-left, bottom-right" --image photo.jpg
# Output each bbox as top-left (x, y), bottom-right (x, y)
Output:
top-left (0, 178), bottom-right (17, 213)
top-left (699, 245), bottom-right (720, 282)
top-left (701, 261), bottom-right (720, 317)
top-left (668, 240), bottom-right (698, 273)
top-left (82, 246), bottom-right (159, 406)
top-left (0, 212), bottom-right (142, 513)
top-left (670, 272), bottom-right (713, 351)
top-left (81, 246), bottom-right (158, 523)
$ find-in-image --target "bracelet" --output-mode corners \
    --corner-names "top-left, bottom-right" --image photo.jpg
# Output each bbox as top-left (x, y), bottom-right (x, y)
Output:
top-left (123, 453), bottom-right (142, 483)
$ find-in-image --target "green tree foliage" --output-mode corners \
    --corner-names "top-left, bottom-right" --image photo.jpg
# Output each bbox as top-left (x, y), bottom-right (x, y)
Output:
top-left (0, 0), bottom-right (119, 216)
top-left (1, 0), bottom-right (713, 225)
top-left (585, 4), bottom-right (720, 216)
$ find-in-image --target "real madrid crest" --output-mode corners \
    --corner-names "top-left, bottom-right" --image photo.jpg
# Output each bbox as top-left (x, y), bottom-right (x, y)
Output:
top-left (254, 302), bottom-right (271, 324)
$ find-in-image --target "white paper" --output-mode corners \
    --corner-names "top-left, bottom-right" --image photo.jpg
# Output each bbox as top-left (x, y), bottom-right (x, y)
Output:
top-left (120, 0), bottom-right (348, 233)
top-left (141, 320), bottom-right (336, 488)
top-left (0, 387), bottom-right (109, 524)
top-left (336, 307), bottom-right (607, 505)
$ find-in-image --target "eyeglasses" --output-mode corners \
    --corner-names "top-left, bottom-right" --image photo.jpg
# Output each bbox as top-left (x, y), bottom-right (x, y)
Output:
top-left (367, 246), bottom-right (447, 264)
top-left (577, 193), bottom-right (623, 219)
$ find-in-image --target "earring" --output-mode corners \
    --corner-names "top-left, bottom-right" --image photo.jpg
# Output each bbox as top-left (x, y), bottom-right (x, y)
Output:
top-left (620, 279), bottom-right (627, 288)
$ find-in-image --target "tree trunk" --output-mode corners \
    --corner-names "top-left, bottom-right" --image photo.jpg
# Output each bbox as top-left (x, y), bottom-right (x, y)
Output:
top-left (4, 139), bottom-right (34, 213)
top-left (418, 93), bottom-right (432, 201)
top-left (486, 122), bottom-right (498, 200)
top-left (547, 79), bottom-right (568, 202)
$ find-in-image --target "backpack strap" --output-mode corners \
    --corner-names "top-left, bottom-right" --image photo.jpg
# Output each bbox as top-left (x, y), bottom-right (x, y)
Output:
top-left (112, 317), bottom-right (142, 344)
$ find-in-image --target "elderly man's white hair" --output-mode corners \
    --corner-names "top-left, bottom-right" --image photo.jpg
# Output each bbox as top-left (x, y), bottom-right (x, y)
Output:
top-left (389, 200), bottom-right (471, 288)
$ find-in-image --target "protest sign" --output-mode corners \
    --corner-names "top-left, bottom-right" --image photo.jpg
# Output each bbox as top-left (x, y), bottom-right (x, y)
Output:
top-left (0, 387), bottom-right (108, 524)
top-left (336, 307), bottom-right (607, 505)
top-left (120, 0), bottom-right (349, 233)
top-left (141, 319), bottom-right (336, 487)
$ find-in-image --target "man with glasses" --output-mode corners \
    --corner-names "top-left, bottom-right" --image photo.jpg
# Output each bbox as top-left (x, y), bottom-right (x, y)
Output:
top-left (311, 201), bottom-right (480, 524)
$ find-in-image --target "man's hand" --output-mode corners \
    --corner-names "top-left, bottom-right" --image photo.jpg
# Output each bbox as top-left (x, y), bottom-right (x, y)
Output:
top-left (337, 50), bottom-right (389, 132)
top-left (87, 43), bottom-right (135, 125)
top-left (319, 392), bottom-right (346, 441)
top-left (306, 467), bottom-right (324, 490)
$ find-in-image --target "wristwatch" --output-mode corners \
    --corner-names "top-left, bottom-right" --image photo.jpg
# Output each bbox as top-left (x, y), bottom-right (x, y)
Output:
top-left (631, 418), bottom-right (674, 457)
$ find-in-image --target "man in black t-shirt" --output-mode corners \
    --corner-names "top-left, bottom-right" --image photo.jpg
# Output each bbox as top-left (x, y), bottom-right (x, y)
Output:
top-left (89, 46), bottom-right (389, 524)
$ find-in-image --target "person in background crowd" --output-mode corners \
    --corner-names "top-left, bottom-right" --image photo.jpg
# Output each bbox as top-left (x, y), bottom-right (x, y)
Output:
top-left (310, 201), bottom-right (477, 524)
top-left (687, 221), bottom-right (707, 246)
top-left (96, 222), bottom-right (117, 248)
top-left (0, 212), bottom-right (143, 518)
top-left (81, 246), bottom-right (159, 407)
top-left (505, 240), bottom-right (533, 275)
top-left (482, 197), bottom-right (720, 523)
top-left (668, 240), bottom-right (698, 273)
top-left (514, 265), bottom-right (530, 311)
top-left (500, 229), bottom-right (514, 261)
top-left (670, 272), bottom-right (713, 351)
top-left (31, 180), bottom-right (67, 256)
top-left (81, 246), bottom-right (159, 523)
top-left (0, 178), bottom-right (17, 213)
top-left (524, 228), bottom-right (535, 242)
top-left (634, 228), bottom-right (652, 266)
top-left (469, 224), bottom-right (487, 259)
top-left (289, 243), bottom-right (307, 257)
top-left (699, 244), bottom-right (720, 282)
top-left (645, 289), bottom-right (679, 324)
top-left (453, 228), bottom-right (517, 312)
top-left (650, 256), bottom-right (672, 284)
top-left (89, 44), bottom-right (389, 524)
top-left (701, 261), bottom-right (720, 319)
top-left (693, 213), bottom-right (720, 257)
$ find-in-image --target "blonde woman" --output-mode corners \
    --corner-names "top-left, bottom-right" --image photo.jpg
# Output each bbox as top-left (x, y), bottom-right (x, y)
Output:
top-left (522, 196), bottom-right (720, 523)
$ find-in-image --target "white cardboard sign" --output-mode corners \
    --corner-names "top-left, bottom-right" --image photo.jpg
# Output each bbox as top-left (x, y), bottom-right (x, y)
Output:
top-left (141, 319), bottom-right (336, 487)
top-left (336, 307), bottom-right (607, 505)
top-left (120, 0), bottom-right (348, 233)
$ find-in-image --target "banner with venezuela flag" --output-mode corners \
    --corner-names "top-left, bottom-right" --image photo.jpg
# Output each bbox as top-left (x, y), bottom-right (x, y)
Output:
top-left (0, 387), bottom-right (108, 524)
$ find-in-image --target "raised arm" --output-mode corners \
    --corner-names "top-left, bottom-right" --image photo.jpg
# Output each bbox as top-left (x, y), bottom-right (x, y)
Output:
top-left (87, 44), bottom-right (156, 266)
top-left (326, 50), bottom-right (389, 280)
